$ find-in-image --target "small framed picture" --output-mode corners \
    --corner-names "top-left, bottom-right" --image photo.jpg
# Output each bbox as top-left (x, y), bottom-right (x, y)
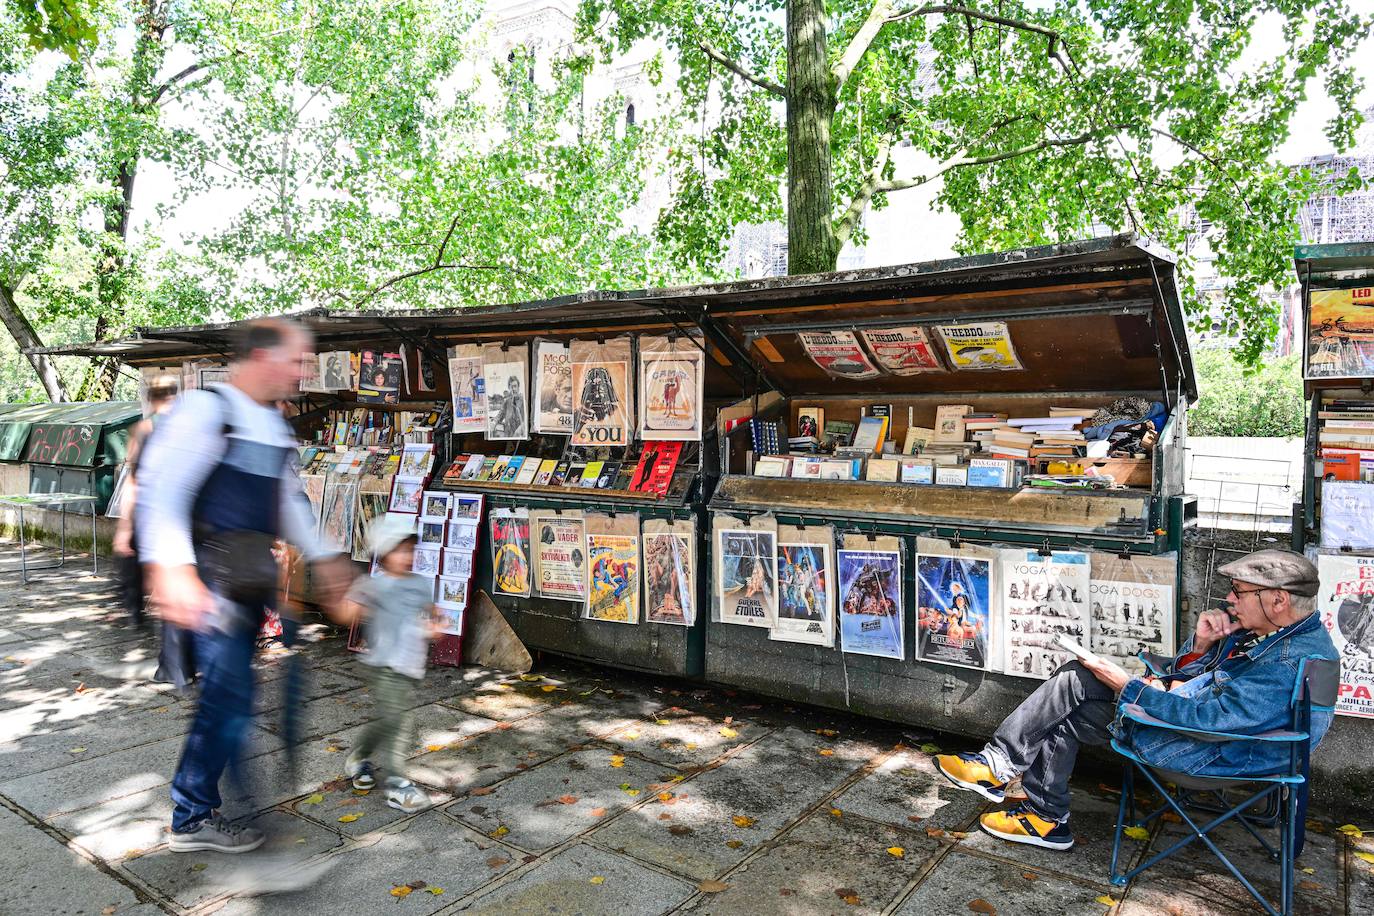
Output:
top-left (411, 546), bottom-right (441, 577)
top-left (419, 520), bottom-right (446, 546)
top-left (436, 576), bottom-right (470, 607)
top-left (434, 605), bottom-right (464, 636)
top-left (446, 520), bottom-right (478, 551)
top-left (442, 550), bottom-right (473, 579)
top-left (389, 479), bottom-right (424, 514)
top-left (451, 493), bottom-right (485, 520)
top-left (421, 491), bottom-right (451, 521)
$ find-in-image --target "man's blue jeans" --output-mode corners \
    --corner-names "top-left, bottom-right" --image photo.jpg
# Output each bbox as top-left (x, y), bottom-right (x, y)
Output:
top-left (170, 612), bottom-right (258, 833)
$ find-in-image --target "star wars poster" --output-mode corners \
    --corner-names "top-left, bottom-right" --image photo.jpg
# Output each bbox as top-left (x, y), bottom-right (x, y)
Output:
top-left (571, 337), bottom-right (633, 446)
top-left (1317, 553), bottom-right (1374, 718)
top-left (771, 524), bottom-right (835, 647)
top-left (534, 339), bottom-right (574, 435)
top-left (643, 518), bottom-right (696, 626)
top-left (448, 344), bottom-right (486, 433)
top-left (584, 513), bottom-right (640, 624)
top-left (935, 322), bottom-right (1022, 371)
top-left (797, 330), bottom-right (883, 380)
top-left (530, 510), bottom-right (586, 603)
top-left (713, 514), bottom-right (778, 628)
top-left (999, 549), bottom-right (1090, 679)
top-left (482, 342), bottom-right (529, 441)
top-left (860, 327), bottom-right (945, 375)
top-left (1088, 552), bottom-right (1176, 675)
top-left (916, 550), bottom-right (994, 671)
top-left (837, 534), bottom-right (904, 659)
top-left (639, 334), bottom-right (704, 441)
top-left (489, 508), bottom-right (532, 598)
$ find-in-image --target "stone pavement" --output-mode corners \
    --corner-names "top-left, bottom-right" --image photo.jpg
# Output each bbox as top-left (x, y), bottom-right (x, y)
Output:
top-left (0, 542), bottom-right (1369, 915)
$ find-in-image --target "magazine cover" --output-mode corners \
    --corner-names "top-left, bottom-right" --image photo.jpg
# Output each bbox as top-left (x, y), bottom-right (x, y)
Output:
top-left (999, 549), bottom-right (1090, 679)
top-left (771, 524), bottom-right (835, 646)
top-left (482, 342), bottom-right (530, 440)
top-left (534, 339), bottom-right (574, 434)
top-left (571, 337), bottom-right (634, 446)
top-left (643, 518), bottom-right (696, 626)
top-left (319, 350), bottom-right (353, 390)
top-left (530, 510), bottom-right (586, 603)
top-left (489, 508), bottom-right (532, 598)
top-left (1088, 552), bottom-right (1177, 674)
top-left (797, 330), bottom-right (883, 379)
top-left (916, 551), bottom-right (993, 671)
top-left (859, 326), bottom-right (944, 375)
top-left (584, 513), bottom-right (641, 624)
top-left (1307, 288), bottom-right (1374, 379)
top-left (935, 322), bottom-right (1022, 371)
top-left (1316, 553), bottom-right (1374, 718)
top-left (837, 537), bottom-right (904, 659)
top-left (639, 334), bottom-right (704, 441)
top-left (357, 349), bottom-right (403, 402)
top-left (448, 344), bottom-right (487, 433)
top-left (713, 515), bottom-right (778, 627)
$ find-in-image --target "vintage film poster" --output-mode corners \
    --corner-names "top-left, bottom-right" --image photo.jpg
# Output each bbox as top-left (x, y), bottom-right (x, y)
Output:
top-left (771, 524), bottom-right (835, 647)
top-left (639, 334), bottom-right (705, 441)
top-left (1320, 481), bottom-right (1374, 550)
top-left (1317, 553), bottom-right (1374, 718)
top-left (712, 514), bottom-right (778, 628)
top-left (999, 549), bottom-right (1090, 679)
top-left (915, 543), bottom-right (997, 671)
top-left (935, 322), bottom-right (1022, 371)
top-left (530, 509), bottom-right (586, 603)
top-left (482, 342), bottom-right (530, 441)
top-left (319, 351), bottom-right (353, 390)
top-left (421, 491), bottom-right (451, 521)
top-left (859, 327), bottom-right (944, 375)
top-left (389, 478), bottom-right (424, 514)
top-left (448, 344), bottom-right (487, 433)
top-left (352, 495), bottom-right (389, 562)
top-left (797, 330), bottom-right (883, 380)
top-left (571, 337), bottom-right (634, 446)
top-left (584, 513), bottom-right (641, 624)
top-left (357, 349), bottom-right (403, 403)
top-left (534, 339), bottom-right (574, 435)
top-left (1307, 288), bottom-right (1374, 379)
top-left (643, 518), bottom-right (696, 626)
top-left (319, 479), bottom-right (357, 554)
top-left (1088, 552), bottom-right (1177, 674)
top-left (489, 508), bottom-right (531, 598)
top-left (837, 534), bottom-right (905, 659)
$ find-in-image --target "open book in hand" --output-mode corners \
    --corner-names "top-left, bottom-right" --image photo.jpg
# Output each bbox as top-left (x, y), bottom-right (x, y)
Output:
top-left (1051, 633), bottom-right (1105, 665)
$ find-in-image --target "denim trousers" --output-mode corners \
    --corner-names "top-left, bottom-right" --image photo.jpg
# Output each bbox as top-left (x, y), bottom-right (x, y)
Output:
top-left (170, 611), bottom-right (258, 833)
top-left (984, 660), bottom-right (1117, 822)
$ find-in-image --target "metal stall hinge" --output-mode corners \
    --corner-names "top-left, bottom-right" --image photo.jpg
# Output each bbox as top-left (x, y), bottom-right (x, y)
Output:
top-left (942, 673), bottom-right (957, 717)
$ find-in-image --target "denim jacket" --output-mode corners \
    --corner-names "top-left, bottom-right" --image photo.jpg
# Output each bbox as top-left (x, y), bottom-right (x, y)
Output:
top-left (1114, 612), bottom-right (1337, 777)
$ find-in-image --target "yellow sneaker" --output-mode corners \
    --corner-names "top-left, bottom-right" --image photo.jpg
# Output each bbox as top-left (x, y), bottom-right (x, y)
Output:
top-left (934, 752), bottom-right (1006, 802)
top-left (979, 804), bottom-right (1075, 850)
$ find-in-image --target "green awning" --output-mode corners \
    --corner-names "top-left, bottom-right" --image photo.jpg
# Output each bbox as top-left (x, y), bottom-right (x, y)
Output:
top-left (0, 402), bottom-right (141, 464)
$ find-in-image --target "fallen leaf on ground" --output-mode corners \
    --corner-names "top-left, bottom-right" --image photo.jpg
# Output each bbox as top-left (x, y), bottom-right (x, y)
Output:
top-left (1298, 880), bottom-right (1323, 892)
top-left (625, 788), bottom-right (640, 796)
top-left (1339, 824), bottom-right (1365, 838)
top-left (541, 685), bottom-right (558, 693)
top-left (835, 888), bottom-right (860, 905)
top-left (1021, 872), bottom-right (1037, 881)
top-left (658, 792), bottom-right (674, 802)
top-left (519, 674), bottom-right (542, 681)
top-left (725, 840), bottom-right (743, 849)
top-left (669, 825), bottom-right (694, 836)
top-left (69, 747), bottom-right (86, 754)
top-left (1095, 895), bottom-right (1119, 906)
top-left (490, 825), bottom-right (509, 837)
top-left (907, 815), bottom-right (923, 824)
top-left (732, 815), bottom-right (756, 828)
top-left (780, 888), bottom-right (794, 896)
top-left (102, 907), bottom-right (117, 915)
top-left (968, 900), bottom-right (996, 914)
top-left (469, 787), bottom-right (495, 796)
top-left (589, 876), bottom-right (605, 885)
top-left (295, 837), bottom-right (307, 845)
top-left (495, 684), bottom-right (513, 691)
top-left (818, 748), bottom-right (834, 757)
top-left (424, 744), bottom-right (445, 752)
top-left (919, 743), bottom-right (941, 754)
top-left (624, 731), bottom-right (640, 740)
top-left (324, 745), bottom-right (341, 753)
top-left (152, 706), bottom-right (170, 713)
top-left (609, 755), bottom-right (625, 768)
top-left (698, 879), bottom-right (729, 893)
top-left (406, 880), bottom-right (427, 890)
top-left (1160, 812), bottom-right (1182, 823)
top-left (590, 808), bottom-right (607, 817)
top-left (190, 863), bottom-right (207, 872)
top-left (719, 727), bottom-right (738, 738)
top-left (685, 742), bottom-right (697, 750)
top-left (925, 827), bottom-right (946, 839)
top-left (886, 846), bottom-right (904, 858)
top-left (556, 794), bottom-right (578, 804)
top-left (338, 813), bottom-right (363, 823)
top-left (486, 856), bottom-right (507, 868)
top-left (1123, 826), bottom-right (1150, 841)
top-left (497, 722), bottom-right (513, 730)
top-left (830, 808), bottom-right (842, 817)
top-left (1356, 851), bottom-right (1374, 865)
top-left (656, 719), bottom-right (670, 725)
top-left (390, 886), bottom-right (411, 898)
top-left (74, 682), bottom-right (87, 693)
top-left (1301, 867), bottom-right (1315, 875)
top-left (948, 831), bottom-right (968, 839)
top-left (815, 728), bottom-right (838, 737)
top-left (427, 887), bottom-right (444, 895)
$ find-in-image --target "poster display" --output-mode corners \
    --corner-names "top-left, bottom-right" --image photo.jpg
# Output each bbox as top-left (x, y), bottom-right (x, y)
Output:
top-left (1320, 481), bottom-right (1374, 550)
top-left (489, 508), bottom-right (532, 598)
top-left (357, 349), bottom-right (403, 403)
top-left (915, 544), bottom-right (996, 671)
top-left (860, 327), bottom-right (944, 375)
top-left (935, 322), bottom-right (1022, 371)
top-left (837, 533), bottom-right (904, 659)
top-left (1316, 553), bottom-right (1374, 718)
top-left (448, 344), bottom-right (487, 433)
top-left (713, 514), bottom-right (778, 628)
top-left (319, 479), bottom-right (358, 554)
top-left (771, 524), bottom-right (835, 646)
top-left (797, 330), bottom-right (882, 379)
top-left (639, 334), bottom-right (705, 441)
top-left (530, 510), bottom-right (586, 603)
top-left (534, 339), bottom-right (574, 434)
top-left (352, 494), bottom-right (389, 562)
top-left (482, 342), bottom-right (530, 441)
top-left (1306, 288), bottom-right (1374, 379)
top-left (1088, 552), bottom-right (1176, 673)
top-left (319, 351), bottom-right (353, 390)
top-left (999, 549), bottom-right (1090, 678)
top-left (643, 518), bottom-right (696, 626)
top-left (584, 513), bottom-right (640, 624)
top-left (571, 337), bottom-right (634, 446)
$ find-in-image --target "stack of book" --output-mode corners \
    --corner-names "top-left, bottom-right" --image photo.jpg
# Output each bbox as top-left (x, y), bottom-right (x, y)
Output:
top-left (1318, 398), bottom-right (1374, 482)
top-left (978, 408), bottom-right (1091, 462)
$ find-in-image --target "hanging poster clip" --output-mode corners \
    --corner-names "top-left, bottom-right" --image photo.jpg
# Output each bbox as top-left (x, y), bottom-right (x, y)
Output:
top-left (1038, 539), bottom-right (1053, 557)
top-left (1118, 542), bottom-right (1133, 560)
top-left (952, 529), bottom-right (962, 549)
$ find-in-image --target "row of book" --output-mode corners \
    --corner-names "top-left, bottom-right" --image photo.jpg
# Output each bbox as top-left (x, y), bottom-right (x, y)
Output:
top-left (318, 406), bottom-right (442, 448)
top-left (755, 453), bottom-right (1025, 488)
top-left (1317, 397), bottom-right (1374, 482)
top-left (440, 442), bottom-right (684, 497)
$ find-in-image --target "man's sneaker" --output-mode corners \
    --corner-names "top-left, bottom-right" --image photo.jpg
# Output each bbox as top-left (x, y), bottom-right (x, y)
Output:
top-left (935, 752), bottom-right (1006, 802)
top-left (168, 814), bottom-right (266, 854)
top-left (979, 805), bottom-right (1075, 851)
top-left (385, 779), bottom-right (432, 813)
top-left (346, 757), bottom-right (376, 791)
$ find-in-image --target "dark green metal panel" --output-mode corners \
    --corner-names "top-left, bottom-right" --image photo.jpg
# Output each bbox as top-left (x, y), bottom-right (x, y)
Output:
top-left (28, 464), bottom-right (116, 512)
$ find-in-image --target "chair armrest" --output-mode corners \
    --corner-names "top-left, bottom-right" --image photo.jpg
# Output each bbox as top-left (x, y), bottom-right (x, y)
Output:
top-left (1118, 704), bottom-right (1309, 744)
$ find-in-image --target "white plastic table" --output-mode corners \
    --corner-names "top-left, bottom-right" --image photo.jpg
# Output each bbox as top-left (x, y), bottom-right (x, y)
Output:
top-left (0, 493), bottom-right (100, 583)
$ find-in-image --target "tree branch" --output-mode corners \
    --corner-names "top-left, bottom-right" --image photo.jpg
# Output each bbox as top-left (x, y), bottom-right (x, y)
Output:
top-left (833, 0), bottom-right (896, 90)
top-left (149, 61), bottom-right (210, 105)
top-left (351, 262), bottom-right (532, 309)
top-left (1151, 127), bottom-right (1254, 216)
top-left (835, 139), bottom-right (895, 246)
top-left (876, 126), bottom-right (1114, 195)
top-left (699, 42), bottom-right (786, 98)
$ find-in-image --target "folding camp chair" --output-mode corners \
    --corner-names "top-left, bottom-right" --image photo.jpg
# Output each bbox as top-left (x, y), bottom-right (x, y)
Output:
top-left (1107, 657), bottom-right (1340, 916)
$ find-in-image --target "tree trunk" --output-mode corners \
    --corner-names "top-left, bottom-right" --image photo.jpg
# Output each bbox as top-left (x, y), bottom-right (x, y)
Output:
top-left (785, 0), bottom-right (840, 275)
top-left (0, 284), bottom-right (70, 402)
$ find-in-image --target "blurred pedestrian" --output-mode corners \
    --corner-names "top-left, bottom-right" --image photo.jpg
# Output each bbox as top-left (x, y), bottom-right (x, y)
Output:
top-left (137, 319), bottom-right (351, 853)
top-left (111, 375), bottom-right (178, 628)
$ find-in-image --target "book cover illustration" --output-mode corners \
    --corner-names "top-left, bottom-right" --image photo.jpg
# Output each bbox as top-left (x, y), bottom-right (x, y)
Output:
top-left (716, 527), bottom-right (777, 627)
top-left (772, 533), bottom-right (834, 646)
top-left (571, 338), bottom-right (633, 446)
top-left (837, 548), bottom-right (904, 659)
top-left (936, 322), bottom-right (1022, 371)
top-left (797, 330), bottom-right (882, 379)
top-left (795, 407), bottom-right (823, 440)
top-left (631, 441), bottom-right (683, 495)
top-left (860, 326), bottom-right (944, 375)
top-left (639, 335), bottom-right (704, 441)
top-left (534, 340), bottom-right (574, 434)
top-left (643, 525), bottom-right (695, 626)
top-left (489, 509), bottom-right (532, 598)
top-left (916, 552), bottom-right (992, 671)
top-left (585, 531), bottom-right (640, 624)
top-left (448, 347), bottom-right (487, 433)
top-left (533, 513), bottom-right (586, 602)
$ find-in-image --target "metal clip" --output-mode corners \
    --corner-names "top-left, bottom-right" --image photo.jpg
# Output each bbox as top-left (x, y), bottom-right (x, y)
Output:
top-left (1038, 539), bottom-right (1053, 557)
top-left (500, 341), bottom-right (510, 352)
top-left (1118, 543), bottom-right (1132, 560)
top-left (952, 529), bottom-right (962, 549)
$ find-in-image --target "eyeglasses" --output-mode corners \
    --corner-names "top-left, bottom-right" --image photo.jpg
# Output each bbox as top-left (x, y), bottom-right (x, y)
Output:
top-left (1229, 585), bottom-right (1271, 597)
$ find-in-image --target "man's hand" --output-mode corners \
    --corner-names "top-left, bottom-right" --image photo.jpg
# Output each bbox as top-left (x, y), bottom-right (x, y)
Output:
top-left (148, 564), bottom-right (213, 630)
top-left (1080, 654), bottom-right (1132, 693)
top-left (1193, 608), bottom-right (1240, 653)
top-left (311, 554), bottom-right (355, 622)
top-left (112, 522), bottom-right (133, 558)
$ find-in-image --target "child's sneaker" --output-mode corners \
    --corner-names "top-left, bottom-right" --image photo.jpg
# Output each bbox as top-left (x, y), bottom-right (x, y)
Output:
top-left (934, 752), bottom-right (1006, 802)
top-left (346, 756), bottom-right (376, 791)
top-left (979, 804), bottom-right (1075, 850)
top-left (385, 778), bottom-right (432, 813)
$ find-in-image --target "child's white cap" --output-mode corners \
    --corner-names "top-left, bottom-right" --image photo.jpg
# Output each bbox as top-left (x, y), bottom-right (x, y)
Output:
top-left (368, 513), bottom-right (418, 558)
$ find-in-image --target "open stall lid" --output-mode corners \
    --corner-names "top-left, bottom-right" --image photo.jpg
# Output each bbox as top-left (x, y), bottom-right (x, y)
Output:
top-left (1295, 243), bottom-right (1374, 396)
top-left (0, 402), bottom-right (141, 465)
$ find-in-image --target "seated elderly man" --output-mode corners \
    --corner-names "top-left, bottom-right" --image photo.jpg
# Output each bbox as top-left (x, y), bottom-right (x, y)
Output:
top-left (935, 549), bottom-right (1337, 851)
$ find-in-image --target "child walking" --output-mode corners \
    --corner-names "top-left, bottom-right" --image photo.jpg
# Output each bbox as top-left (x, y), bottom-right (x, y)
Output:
top-left (342, 514), bottom-right (440, 812)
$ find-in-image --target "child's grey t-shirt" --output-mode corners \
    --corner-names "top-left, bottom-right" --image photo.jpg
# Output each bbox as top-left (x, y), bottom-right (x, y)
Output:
top-left (347, 572), bottom-right (433, 679)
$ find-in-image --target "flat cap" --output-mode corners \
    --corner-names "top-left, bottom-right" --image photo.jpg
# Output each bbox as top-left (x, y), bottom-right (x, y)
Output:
top-left (1217, 548), bottom-right (1319, 598)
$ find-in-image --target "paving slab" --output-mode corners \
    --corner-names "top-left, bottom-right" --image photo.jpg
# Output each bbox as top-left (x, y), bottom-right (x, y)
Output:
top-left (412, 716), bottom-right (583, 794)
top-left (599, 709), bottom-right (764, 768)
top-left (1150, 819), bottom-right (1343, 903)
top-left (254, 662), bottom-right (364, 712)
top-left (341, 659), bottom-right (480, 709)
top-left (0, 803), bottom-right (145, 916)
top-left (0, 701), bottom-right (194, 778)
top-left (0, 732), bottom-right (187, 820)
top-left (47, 787), bottom-right (175, 861)
top-left (443, 682), bottom-right (570, 721)
top-left (459, 841), bottom-right (697, 915)
top-left (446, 746), bottom-right (672, 852)
top-left (892, 850), bottom-right (1108, 915)
top-left (831, 748), bottom-right (986, 832)
top-left (1351, 841), bottom-right (1374, 916)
